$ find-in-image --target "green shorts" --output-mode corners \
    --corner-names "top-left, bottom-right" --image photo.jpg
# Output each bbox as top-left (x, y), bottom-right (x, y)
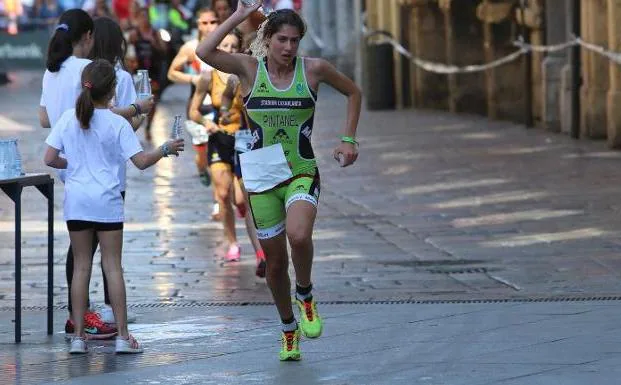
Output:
top-left (248, 173), bottom-right (320, 240)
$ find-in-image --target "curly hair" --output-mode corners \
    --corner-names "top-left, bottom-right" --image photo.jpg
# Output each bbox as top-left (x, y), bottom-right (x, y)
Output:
top-left (249, 9), bottom-right (306, 58)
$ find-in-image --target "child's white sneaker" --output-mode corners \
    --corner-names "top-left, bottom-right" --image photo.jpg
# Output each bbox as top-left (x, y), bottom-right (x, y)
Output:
top-left (69, 337), bottom-right (87, 354)
top-left (115, 335), bottom-right (143, 354)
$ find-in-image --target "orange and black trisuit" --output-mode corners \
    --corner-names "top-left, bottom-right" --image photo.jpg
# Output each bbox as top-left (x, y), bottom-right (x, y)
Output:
top-left (207, 70), bottom-right (243, 171)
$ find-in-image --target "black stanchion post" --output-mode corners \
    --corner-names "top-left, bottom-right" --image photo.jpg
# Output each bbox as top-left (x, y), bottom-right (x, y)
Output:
top-left (570, 0), bottom-right (581, 139)
top-left (520, 0), bottom-right (534, 128)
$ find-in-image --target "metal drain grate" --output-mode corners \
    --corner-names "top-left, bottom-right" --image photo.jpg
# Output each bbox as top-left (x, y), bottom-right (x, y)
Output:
top-left (4, 296), bottom-right (621, 312)
top-left (427, 267), bottom-right (489, 274)
top-left (384, 259), bottom-right (487, 267)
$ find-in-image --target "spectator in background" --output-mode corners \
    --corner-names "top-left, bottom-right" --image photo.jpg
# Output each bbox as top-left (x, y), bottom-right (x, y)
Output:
top-left (83, 0), bottom-right (116, 19)
top-left (127, 0), bottom-right (143, 31)
top-left (167, 0), bottom-right (191, 37)
top-left (167, 7), bottom-right (219, 188)
top-left (113, 0), bottom-right (133, 29)
top-left (122, 0), bottom-right (144, 72)
top-left (169, 0), bottom-right (192, 29)
top-left (183, 0), bottom-right (205, 15)
top-left (127, 7), bottom-right (167, 141)
top-left (4, 0), bottom-right (23, 35)
top-left (212, 0), bottom-right (232, 22)
top-left (32, 0), bottom-right (62, 26)
top-left (58, 0), bottom-right (86, 12)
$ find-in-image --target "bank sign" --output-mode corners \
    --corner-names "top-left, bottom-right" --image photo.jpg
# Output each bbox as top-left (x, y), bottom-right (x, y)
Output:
top-left (0, 30), bottom-right (49, 70)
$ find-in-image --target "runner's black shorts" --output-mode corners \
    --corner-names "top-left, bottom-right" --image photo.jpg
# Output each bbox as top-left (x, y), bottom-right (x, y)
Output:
top-left (207, 131), bottom-right (236, 168)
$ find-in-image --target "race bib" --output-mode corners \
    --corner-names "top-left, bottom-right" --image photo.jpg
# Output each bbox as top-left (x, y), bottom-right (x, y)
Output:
top-left (235, 129), bottom-right (253, 153)
top-left (239, 143), bottom-right (293, 193)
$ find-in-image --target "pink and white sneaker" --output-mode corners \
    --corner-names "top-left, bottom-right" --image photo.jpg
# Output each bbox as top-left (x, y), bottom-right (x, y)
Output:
top-left (225, 244), bottom-right (241, 262)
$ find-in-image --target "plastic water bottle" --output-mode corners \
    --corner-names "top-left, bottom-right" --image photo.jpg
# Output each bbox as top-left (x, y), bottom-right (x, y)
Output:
top-left (240, 0), bottom-right (261, 6)
top-left (0, 139), bottom-right (21, 179)
top-left (240, 0), bottom-right (270, 14)
top-left (12, 140), bottom-right (22, 177)
top-left (136, 69), bottom-right (151, 101)
top-left (0, 140), bottom-right (9, 179)
top-left (169, 115), bottom-right (183, 158)
top-left (171, 115), bottom-right (183, 139)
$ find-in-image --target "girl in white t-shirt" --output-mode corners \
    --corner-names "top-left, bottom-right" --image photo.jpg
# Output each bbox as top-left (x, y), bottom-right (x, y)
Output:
top-left (44, 59), bottom-right (184, 354)
top-left (86, 15), bottom-right (144, 326)
top-left (91, 16), bottom-right (144, 129)
top-left (39, 9), bottom-right (94, 129)
top-left (39, 10), bottom-right (152, 130)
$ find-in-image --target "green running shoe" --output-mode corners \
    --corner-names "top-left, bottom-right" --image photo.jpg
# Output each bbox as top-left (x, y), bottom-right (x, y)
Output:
top-left (296, 297), bottom-right (323, 338)
top-left (279, 328), bottom-right (301, 361)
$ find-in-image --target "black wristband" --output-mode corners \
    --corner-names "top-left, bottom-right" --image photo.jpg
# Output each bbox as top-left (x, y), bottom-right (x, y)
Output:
top-left (131, 103), bottom-right (141, 116)
top-left (160, 143), bottom-right (170, 157)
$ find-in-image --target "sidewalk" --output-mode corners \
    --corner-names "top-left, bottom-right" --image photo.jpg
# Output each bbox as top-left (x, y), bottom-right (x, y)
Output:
top-left (2, 71), bottom-right (621, 383)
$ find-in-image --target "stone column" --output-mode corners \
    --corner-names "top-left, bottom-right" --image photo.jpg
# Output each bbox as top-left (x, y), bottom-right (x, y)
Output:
top-left (607, 0), bottom-right (621, 147)
top-left (318, 0), bottom-right (337, 63)
top-left (410, 5), bottom-right (424, 107)
top-left (441, 0), bottom-right (457, 113)
top-left (300, 0), bottom-right (321, 57)
top-left (542, 0), bottom-right (567, 132)
top-left (335, 0), bottom-right (354, 78)
top-left (410, 2), bottom-right (448, 110)
top-left (407, 5), bottom-right (418, 106)
top-left (481, 0), bottom-right (498, 119)
top-left (353, 0), bottom-right (364, 87)
top-left (581, 0), bottom-right (608, 139)
top-left (559, 0), bottom-right (576, 134)
top-left (529, 0), bottom-right (545, 124)
top-left (389, 0), bottom-right (404, 109)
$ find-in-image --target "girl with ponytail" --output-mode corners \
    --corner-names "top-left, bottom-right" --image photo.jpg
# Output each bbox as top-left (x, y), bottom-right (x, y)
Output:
top-left (79, 16), bottom-right (152, 326)
top-left (39, 9), bottom-right (94, 129)
top-left (44, 59), bottom-right (185, 355)
top-left (41, 10), bottom-right (152, 130)
top-left (90, 16), bottom-right (151, 131)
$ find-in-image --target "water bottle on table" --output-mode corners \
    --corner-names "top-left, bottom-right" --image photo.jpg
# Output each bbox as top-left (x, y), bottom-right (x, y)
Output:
top-left (0, 140), bottom-right (9, 179)
top-left (0, 139), bottom-right (22, 179)
top-left (12, 140), bottom-right (22, 177)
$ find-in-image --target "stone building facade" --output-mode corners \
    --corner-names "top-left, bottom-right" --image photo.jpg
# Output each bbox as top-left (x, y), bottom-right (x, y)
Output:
top-left (361, 0), bottom-right (621, 148)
